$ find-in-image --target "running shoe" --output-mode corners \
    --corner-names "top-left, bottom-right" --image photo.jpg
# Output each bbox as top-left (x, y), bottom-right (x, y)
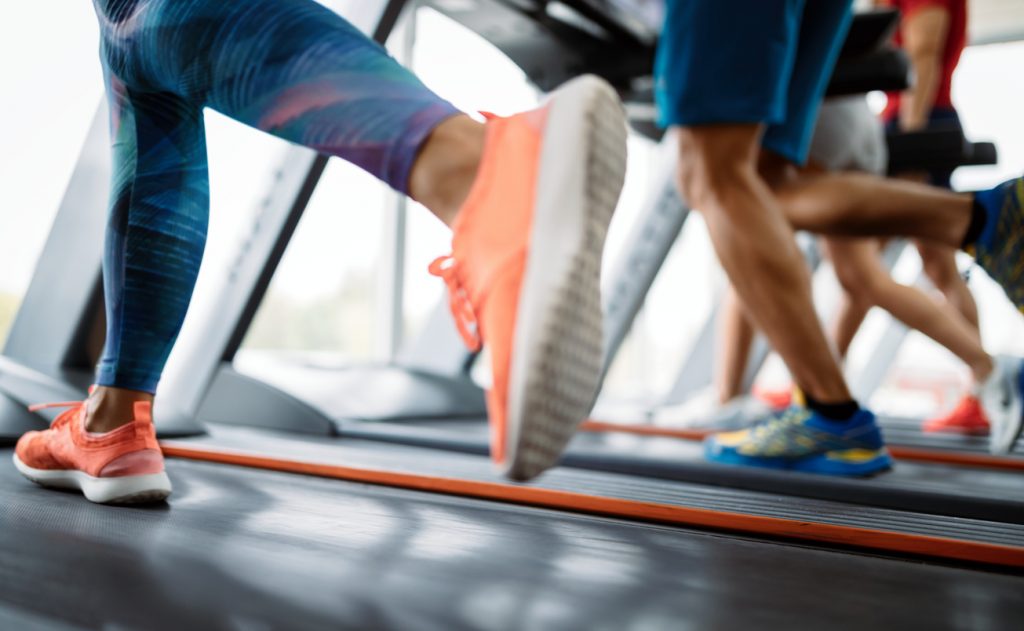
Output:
top-left (978, 355), bottom-right (1024, 454)
top-left (651, 391), bottom-right (770, 430)
top-left (968, 176), bottom-right (1024, 314)
top-left (429, 75), bottom-right (627, 481)
top-left (922, 395), bottom-right (990, 436)
top-left (704, 407), bottom-right (892, 476)
top-left (14, 398), bottom-right (172, 504)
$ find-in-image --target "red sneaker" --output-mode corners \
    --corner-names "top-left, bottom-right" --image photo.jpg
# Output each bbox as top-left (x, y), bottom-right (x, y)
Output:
top-left (14, 399), bottom-right (172, 504)
top-left (922, 395), bottom-right (990, 436)
top-left (753, 385), bottom-right (797, 411)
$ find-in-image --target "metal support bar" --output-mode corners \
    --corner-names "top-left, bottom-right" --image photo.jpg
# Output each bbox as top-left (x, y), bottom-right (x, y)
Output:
top-left (377, 4), bottom-right (418, 361)
top-left (2, 103), bottom-right (109, 373)
top-left (378, 194), bottom-right (409, 361)
top-left (600, 138), bottom-right (688, 378)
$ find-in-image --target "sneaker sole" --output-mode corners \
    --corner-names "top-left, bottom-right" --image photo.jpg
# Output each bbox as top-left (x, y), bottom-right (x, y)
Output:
top-left (790, 449), bottom-right (894, 477)
top-left (503, 75), bottom-right (627, 481)
top-left (13, 453), bottom-right (172, 504)
top-left (704, 441), bottom-right (893, 478)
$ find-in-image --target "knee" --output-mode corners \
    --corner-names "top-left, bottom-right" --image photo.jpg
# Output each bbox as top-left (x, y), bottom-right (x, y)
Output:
top-left (917, 244), bottom-right (959, 290)
top-left (833, 261), bottom-right (882, 307)
top-left (674, 127), bottom-right (759, 211)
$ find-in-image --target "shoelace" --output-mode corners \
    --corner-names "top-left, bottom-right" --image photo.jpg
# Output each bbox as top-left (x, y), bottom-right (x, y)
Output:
top-left (424, 111), bottom-right (505, 352)
top-left (428, 255), bottom-right (482, 352)
top-left (27, 400), bottom-right (85, 428)
top-left (748, 408), bottom-right (807, 441)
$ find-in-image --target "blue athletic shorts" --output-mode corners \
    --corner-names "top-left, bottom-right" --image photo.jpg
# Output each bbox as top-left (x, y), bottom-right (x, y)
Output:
top-left (655, 0), bottom-right (854, 165)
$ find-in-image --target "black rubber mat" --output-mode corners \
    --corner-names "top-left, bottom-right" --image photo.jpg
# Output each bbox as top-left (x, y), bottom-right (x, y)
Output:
top-left (334, 418), bottom-right (1024, 525)
top-left (175, 426), bottom-right (1024, 548)
top-left (878, 415), bottom-right (1024, 453)
top-left (2, 449), bottom-right (1024, 631)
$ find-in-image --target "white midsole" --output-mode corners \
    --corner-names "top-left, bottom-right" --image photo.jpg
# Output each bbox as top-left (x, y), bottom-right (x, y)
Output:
top-left (13, 453), bottom-right (172, 504)
top-left (505, 76), bottom-right (622, 463)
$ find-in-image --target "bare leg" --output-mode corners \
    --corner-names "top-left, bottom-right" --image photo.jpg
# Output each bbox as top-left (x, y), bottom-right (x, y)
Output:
top-left (86, 388), bottom-right (155, 433)
top-left (775, 171), bottom-right (973, 247)
top-left (675, 124), bottom-right (850, 403)
top-left (916, 240), bottom-right (981, 334)
top-left (822, 235), bottom-right (873, 360)
top-left (408, 115), bottom-right (486, 226)
top-left (825, 236), bottom-right (993, 382)
top-left (716, 286), bottom-right (757, 404)
top-left (831, 291), bottom-right (871, 360)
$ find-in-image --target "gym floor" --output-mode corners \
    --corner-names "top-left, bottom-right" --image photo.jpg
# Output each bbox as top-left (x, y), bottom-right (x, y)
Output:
top-left (3, 451), bottom-right (1023, 631)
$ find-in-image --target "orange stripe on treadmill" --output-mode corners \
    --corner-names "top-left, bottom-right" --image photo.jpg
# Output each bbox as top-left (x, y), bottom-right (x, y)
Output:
top-left (580, 421), bottom-right (1024, 472)
top-left (160, 442), bottom-right (1024, 569)
top-left (581, 420), bottom-right (713, 441)
top-left (887, 445), bottom-right (1024, 471)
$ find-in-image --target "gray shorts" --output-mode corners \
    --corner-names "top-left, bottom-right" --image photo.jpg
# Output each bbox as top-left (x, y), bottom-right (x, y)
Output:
top-left (807, 96), bottom-right (887, 175)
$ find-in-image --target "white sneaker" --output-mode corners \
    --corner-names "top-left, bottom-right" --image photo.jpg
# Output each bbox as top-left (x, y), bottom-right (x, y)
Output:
top-left (978, 355), bottom-right (1024, 454)
top-left (654, 393), bottom-right (771, 431)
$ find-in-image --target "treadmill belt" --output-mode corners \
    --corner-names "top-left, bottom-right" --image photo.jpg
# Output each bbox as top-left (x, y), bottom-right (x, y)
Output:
top-left (5, 451), bottom-right (1023, 630)
top-left (878, 415), bottom-right (1024, 453)
top-left (165, 426), bottom-right (1024, 553)
top-left (331, 418), bottom-right (1024, 525)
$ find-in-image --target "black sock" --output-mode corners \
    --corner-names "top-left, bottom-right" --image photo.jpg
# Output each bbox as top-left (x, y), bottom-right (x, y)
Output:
top-left (961, 194), bottom-right (988, 249)
top-left (803, 394), bottom-right (860, 422)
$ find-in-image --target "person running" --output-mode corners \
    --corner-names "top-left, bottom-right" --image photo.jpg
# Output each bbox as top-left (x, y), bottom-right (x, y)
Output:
top-left (712, 96), bottom-right (1011, 453)
top-left (709, 95), bottom-right (890, 426)
top-left (874, 0), bottom-right (987, 434)
top-left (654, 0), bottom-right (1024, 476)
top-left (13, 0), bottom-right (628, 503)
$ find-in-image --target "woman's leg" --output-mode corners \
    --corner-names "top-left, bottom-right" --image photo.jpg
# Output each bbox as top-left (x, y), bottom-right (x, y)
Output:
top-left (90, 0), bottom-right (462, 431)
top-left (88, 70), bottom-right (210, 432)
top-left (820, 236), bottom-right (873, 359)
top-left (138, 0), bottom-right (468, 211)
top-left (825, 236), bottom-right (993, 382)
top-left (715, 286), bottom-right (757, 405)
top-left (90, 0), bottom-right (628, 480)
top-left (916, 240), bottom-right (981, 334)
top-left (829, 293), bottom-right (871, 361)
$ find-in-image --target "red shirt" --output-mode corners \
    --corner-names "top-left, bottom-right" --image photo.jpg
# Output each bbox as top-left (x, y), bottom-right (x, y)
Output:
top-left (881, 0), bottom-right (967, 121)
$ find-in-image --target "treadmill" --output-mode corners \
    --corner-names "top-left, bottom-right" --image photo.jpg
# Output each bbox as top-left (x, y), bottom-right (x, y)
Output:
top-left (1, 2), bottom-right (1022, 628)
top-left (154, 1), bottom-right (1023, 509)
top-left (194, 0), bottom-right (1022, 546)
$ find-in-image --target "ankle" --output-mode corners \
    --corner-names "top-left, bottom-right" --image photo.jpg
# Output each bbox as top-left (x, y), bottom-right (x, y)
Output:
top-left (803, 392), bottom-right (861, 421)
top-left (797, 375), bottom-right (852, 409)
top-left (972, 356), bottom-right (995, 385)
top-left (85, 386), bottom-right (153, 433)
top-left (409, 115), bottom-right (485, 227)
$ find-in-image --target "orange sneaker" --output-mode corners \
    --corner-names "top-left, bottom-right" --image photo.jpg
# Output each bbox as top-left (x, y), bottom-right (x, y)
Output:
top-left (14, 398), bottom-right (172, 504)
top-left (429, 75), bottom-right (627, 481)
top-left (922, 395), bottom-right (990, 436)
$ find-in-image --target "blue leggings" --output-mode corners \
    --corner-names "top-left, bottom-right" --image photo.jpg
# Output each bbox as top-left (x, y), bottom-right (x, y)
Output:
top-left (92, 0), bottom-right (461, 392)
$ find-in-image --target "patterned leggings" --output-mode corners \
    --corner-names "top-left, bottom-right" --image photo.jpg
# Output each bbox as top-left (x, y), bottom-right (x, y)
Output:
top-left (92, 0), bottom-right (460, 392)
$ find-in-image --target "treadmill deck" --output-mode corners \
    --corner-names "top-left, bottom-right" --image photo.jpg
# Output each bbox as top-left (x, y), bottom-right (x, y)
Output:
top-left (2, 447), bottom-right (1023, 631)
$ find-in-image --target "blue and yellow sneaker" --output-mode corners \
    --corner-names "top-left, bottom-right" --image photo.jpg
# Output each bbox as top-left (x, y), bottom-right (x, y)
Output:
top-left (969, 177), bottom-right (1024, 314)
top-left (704, 407), bottom-right (892, 476)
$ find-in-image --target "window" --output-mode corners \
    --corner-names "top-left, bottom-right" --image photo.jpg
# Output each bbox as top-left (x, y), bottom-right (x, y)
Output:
top-left (0, 4), bottom-right (102, 344)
